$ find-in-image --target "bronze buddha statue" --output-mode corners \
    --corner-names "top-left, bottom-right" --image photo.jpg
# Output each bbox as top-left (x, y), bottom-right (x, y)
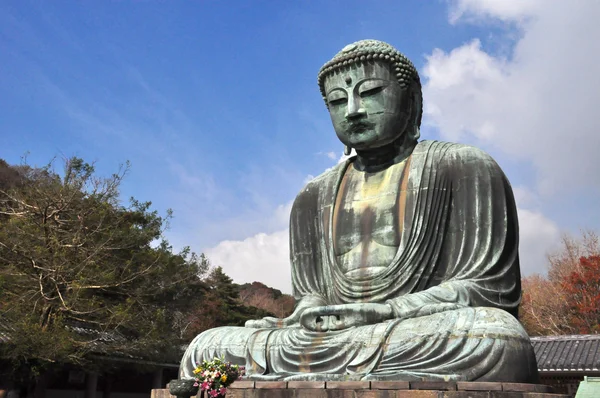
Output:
top-left (180, 40), bottom-right (539, 383)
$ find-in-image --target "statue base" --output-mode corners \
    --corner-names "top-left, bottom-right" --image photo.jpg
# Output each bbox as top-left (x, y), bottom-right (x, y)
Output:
top-left (151, 381), bottom-right (570, 398)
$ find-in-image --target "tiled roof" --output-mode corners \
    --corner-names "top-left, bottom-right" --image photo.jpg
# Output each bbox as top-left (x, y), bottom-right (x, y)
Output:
top-left (0, 318), bottom-right (182, 368)
top-left (0, 320), bottom-right (126, 349)
top-left (532, 335), bottom-right (600, 372)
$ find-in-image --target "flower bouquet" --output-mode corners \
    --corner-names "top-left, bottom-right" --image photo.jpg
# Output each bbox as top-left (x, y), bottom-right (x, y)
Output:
top-left (192, 357), bottom-right (245, 397)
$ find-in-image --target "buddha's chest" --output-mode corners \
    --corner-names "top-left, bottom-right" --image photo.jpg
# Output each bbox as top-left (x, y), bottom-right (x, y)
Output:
top-left (333, 161), bottom-right (406, 275)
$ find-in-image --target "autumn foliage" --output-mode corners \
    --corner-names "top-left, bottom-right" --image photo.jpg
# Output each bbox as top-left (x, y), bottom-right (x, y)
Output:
top-left (239, 282), bottom-right (295, 319)
top-left (561, 255), bottom-right (600, 333)
top-left (520, 231), bottom-right (600, 335)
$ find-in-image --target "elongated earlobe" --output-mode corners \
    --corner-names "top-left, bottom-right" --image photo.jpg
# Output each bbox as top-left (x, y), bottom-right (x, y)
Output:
top-left (408, 89), bottom-right (422, 142)
top-left (344, 145), bottom-right (351, 156)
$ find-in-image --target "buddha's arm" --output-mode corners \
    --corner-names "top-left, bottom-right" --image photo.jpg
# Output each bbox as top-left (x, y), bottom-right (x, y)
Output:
top-left (245, 295), bottom-right (392, 332)
top-left (302, 281), bottom-right (479, 331)
top-left (246, 181), bottom-right (332, 329)
top-left (385, 282), bottom-right (473, 319)
top-left (245, 294), bottom-right (327, 328)
top-left (299, 302), bottom-right (394, 331)
top-left (387, 145), bottom-right (521, 320)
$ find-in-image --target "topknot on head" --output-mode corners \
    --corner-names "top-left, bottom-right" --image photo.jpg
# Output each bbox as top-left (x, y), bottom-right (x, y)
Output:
top-left (317, 40), bottom-right (421, 105)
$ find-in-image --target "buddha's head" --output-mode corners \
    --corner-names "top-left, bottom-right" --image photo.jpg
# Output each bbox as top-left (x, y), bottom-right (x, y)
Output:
top-left (318, 40), bottom-right (422, 153)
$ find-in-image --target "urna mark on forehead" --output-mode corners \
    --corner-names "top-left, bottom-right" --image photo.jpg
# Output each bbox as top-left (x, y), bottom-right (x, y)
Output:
top-left (323, 61), bottom-right (395, 92)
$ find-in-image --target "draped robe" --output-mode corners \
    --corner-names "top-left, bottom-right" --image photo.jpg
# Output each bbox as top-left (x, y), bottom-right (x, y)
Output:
top-left (180, 140), bottom-right (539, 382)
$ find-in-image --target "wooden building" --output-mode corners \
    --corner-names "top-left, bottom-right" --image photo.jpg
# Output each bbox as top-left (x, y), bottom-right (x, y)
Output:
top-left (532, 334), bottom-right (600, 396)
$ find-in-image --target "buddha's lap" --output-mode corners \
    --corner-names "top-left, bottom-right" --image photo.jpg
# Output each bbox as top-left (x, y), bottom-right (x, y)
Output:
top-left (184, 306), bottom-right (529, 362)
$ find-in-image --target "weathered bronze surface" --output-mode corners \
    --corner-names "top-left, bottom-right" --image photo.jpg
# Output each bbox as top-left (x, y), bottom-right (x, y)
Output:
top-left (180, 40), bottom-right (539, 383)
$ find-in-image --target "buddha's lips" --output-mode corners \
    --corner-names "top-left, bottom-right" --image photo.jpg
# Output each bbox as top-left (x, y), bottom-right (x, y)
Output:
top-left (346, 120), bottom-right (376, 134)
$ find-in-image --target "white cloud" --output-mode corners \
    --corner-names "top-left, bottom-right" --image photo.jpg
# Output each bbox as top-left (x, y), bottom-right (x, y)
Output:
top-left (205, 229), bottom-right (292, 293)
top-left (512, 186), bottom-right (561, 275)
top-left (200, 200), bottom-right (294, 293)
top-left (448, 0), bottom-right (542, 24)
top-left (424, 1), bottom-right (600, 195)
top-left (512, 185), bottom-right (538, 209)
top-left (518, 208), bottom-right (560, 275)
top-left (201, 201), bottom-right (293, 246)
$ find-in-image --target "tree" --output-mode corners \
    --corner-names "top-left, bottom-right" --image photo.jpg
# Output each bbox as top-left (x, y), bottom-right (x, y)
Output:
top-left (520, 231), bottom-right (600, 335)
top-left (239, 282), bottom-right (295, 318)
top-left (520, 274), bottom-right (570, 335)
top-left (561, 255), bottom-right (600, 333)
top-left (0, 157), bottom-right (208, 386)
top-left (185, 267), bottom-right (274, 339)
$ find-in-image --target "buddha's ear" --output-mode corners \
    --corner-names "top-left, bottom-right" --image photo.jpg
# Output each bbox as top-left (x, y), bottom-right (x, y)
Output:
top-left (407, 83), bottom-right (422, 142)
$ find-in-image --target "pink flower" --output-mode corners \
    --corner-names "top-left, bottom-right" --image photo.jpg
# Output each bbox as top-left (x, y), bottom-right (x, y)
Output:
top-left (209, 389), bottom-right (219, 397)
top-left (219, 387), bottom-right (227, 395)
top-left (201, 382), bottom-right (210, 390)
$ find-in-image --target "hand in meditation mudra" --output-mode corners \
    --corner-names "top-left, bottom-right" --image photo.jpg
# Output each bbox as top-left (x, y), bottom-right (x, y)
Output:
top-left (180, 40), bottom-right (539, 383)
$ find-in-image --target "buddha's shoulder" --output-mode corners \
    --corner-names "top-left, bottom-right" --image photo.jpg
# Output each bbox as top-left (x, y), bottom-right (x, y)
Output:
top-left (416, 140), bottom-right (499, 168)
top-left (293, 142), bottom-right (501, 207)
top-left (293, 162), bottom-right (347, 206)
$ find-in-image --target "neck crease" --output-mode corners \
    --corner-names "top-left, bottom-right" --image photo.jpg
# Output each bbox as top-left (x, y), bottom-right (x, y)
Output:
top-left (353, 135), bottom-right (416, 172)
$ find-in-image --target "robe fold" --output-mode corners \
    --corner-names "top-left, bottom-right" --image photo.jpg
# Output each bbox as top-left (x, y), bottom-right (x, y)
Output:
top-left (180, 140), bottom-right (539, 382)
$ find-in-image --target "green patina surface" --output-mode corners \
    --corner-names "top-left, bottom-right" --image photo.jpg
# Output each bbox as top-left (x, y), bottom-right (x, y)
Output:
top-left (179, 40), bottom-right (539, 383)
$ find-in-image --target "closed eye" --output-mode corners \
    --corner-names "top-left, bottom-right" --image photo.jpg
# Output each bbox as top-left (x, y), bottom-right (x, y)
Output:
top-left (359, 86), bottom-right (384, 98)
top-left (329, 97), bottom-right (348, 106)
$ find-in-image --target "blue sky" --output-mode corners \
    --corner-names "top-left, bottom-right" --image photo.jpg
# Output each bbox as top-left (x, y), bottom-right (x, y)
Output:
top-left (2, 1), bottom-right (599, 292)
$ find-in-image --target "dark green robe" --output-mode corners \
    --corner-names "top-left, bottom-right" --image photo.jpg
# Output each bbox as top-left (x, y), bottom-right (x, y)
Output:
top-left (180, 141), bottom-right (539, 382)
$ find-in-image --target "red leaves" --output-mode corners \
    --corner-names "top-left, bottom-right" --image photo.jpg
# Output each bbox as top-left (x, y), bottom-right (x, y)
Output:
top-left (560, 255), bottom-right (600, 333)
top-left (519, 232), bottom-right (600, 336)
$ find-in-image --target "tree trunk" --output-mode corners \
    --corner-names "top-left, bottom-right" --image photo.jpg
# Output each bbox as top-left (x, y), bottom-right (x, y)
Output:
top-left (85, 372), bottom-right (97, 398)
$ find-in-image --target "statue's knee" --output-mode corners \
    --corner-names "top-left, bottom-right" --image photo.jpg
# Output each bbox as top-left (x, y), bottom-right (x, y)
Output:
top-left (470, 307), bottom-right (528, 339)
top-left (188, 326), bottom-right (239, 349)
top-left (398, 307), bottom-right (528, 340)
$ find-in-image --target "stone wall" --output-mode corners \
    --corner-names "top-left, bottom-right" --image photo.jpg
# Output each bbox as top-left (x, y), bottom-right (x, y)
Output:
top-left (151, 381), bottom-right (571, 398)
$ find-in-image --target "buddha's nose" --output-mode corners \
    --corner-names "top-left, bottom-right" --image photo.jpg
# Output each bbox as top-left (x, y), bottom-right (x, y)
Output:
top-left (345, 95), bottom-right (366, 120)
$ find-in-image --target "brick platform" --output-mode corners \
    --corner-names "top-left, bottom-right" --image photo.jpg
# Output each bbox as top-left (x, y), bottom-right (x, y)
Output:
top-left (151, 381), bottom-right (571, 398)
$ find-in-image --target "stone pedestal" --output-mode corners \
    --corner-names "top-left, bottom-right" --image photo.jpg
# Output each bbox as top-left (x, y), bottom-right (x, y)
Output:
top-left (151, 381), bottom-right (571, 398)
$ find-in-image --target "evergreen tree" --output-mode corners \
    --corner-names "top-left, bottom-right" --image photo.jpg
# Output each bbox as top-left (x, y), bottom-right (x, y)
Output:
top-left (185, 266), bottom-right (273, 337)
top-left (0, 157), bottom-right (207, 385)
